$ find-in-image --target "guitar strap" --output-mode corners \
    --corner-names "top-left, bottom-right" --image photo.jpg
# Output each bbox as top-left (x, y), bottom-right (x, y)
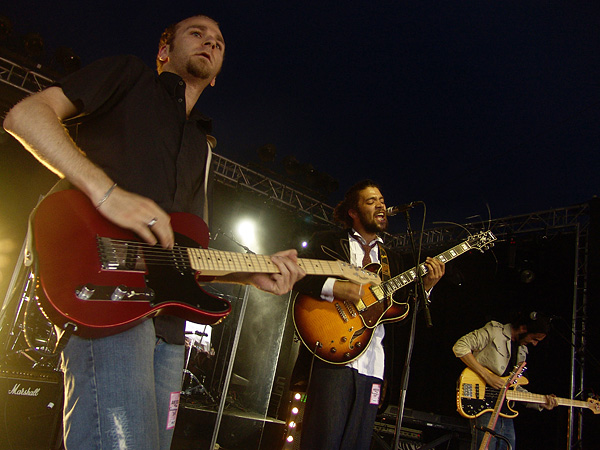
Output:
top-left (23, 178), bottom-right (77, 356)
top-left (24, 178), bottom-right (74, 267)
top-left (378, 244), bottom-right (391, 282)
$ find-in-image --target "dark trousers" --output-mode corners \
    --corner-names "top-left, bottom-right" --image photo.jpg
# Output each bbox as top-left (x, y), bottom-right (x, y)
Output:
top-left (300, 362), bottom-right (381, 450)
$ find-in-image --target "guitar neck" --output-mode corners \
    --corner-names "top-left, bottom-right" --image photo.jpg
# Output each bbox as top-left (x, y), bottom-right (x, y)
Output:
top-left (187, 248), bottom-right (378, 284)
top-left (384, 238), bottom-right (477, 293)
top-left (506, 390), bottom-right (590, 410)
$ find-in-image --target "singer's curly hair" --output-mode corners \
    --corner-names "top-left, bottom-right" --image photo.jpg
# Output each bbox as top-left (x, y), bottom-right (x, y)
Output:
top-left (333, 179), bottom-right (382, 228)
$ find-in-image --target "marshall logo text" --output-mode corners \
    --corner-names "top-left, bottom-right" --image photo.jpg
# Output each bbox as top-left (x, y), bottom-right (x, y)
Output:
top-left (8, 383), bottom-right (41, 397)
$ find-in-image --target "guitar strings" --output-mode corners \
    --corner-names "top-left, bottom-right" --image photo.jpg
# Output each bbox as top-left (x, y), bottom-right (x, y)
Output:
top-left (98, 238), bottom-right (324, 274)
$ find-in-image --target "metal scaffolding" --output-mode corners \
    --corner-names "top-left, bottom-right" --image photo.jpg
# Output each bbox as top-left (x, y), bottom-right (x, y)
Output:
top-left (0, 56), bottom-right (55, 93)
top-left (212, 153), bottom-right (336, 225)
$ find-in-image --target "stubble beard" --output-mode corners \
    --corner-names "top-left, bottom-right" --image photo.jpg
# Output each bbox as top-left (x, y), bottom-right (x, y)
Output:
top-left (186, 58), bottom-right (212, 80)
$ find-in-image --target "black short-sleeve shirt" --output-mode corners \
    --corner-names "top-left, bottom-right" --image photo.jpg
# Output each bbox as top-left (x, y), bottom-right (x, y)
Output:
top-left (57, 55), bottom-right (214, 343)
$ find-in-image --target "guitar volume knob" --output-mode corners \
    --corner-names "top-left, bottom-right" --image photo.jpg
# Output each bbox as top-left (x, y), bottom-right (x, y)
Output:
top-left (76, 285), bottom-right (95, 300)
top-left (111, 285), bottom-right (128, 301)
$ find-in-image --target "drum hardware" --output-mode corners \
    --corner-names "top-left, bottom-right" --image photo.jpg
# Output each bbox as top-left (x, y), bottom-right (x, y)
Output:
top-left (1, 264), bottom-right (60, 371)
top-left (182, 330), bottom-right (217, 404)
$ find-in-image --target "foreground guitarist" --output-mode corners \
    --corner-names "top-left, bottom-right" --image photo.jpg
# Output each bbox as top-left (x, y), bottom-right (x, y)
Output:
top-left (3, 15), bottom-right (305, 450)
top-left (453, 312), bottom-right (558, 449)
top-left (291, 179), bottom-right (445, 450)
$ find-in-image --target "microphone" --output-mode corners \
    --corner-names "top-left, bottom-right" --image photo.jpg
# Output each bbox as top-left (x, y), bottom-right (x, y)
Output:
top-left (386, 202), bottom-right (417, 216)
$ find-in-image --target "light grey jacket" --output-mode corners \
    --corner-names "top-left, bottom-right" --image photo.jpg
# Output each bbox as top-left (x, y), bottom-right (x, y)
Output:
top-left (452, 321), bottom-right (529, 376)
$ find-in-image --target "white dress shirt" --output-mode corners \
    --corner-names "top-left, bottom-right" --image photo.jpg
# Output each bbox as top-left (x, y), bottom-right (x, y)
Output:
top-left (320, 230), bottom-right (386, 380)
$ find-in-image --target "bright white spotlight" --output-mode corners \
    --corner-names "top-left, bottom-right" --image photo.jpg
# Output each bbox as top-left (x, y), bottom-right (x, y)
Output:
top-left (236, 219), bottom-right (258, 250)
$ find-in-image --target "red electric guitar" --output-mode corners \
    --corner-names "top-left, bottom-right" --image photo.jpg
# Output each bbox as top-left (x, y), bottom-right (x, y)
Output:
top-left (32, 189), bottom-right (380, 338)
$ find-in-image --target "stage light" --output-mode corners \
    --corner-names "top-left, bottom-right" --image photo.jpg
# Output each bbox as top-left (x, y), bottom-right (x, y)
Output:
top-left (22, 32), bottom-right (44, 58)
top-left (257, 144), bottom-right (277, 163)
top-left (236, 219), bottom-right (258, 251)
top-left (286, 435), bottom-right (294, 443)
top-left (291, 406), bottom-right (299, 415)
top-left (0, 15), bottom-right (13, 42)
top-left (294, 392), bottom-right (302, 400)
top-left (288, 421), bottom-right (296, 428)
top-left (54, 46), bottom-right (81, 74)
top-left (317, 172), bottom-right (339, 194)
top-left (282, 155), bottom-right (302, 176)
top-left (520, 268), bottom-right (535, 283)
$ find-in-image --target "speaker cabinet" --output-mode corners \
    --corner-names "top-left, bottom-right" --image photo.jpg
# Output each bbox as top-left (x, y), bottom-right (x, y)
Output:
top-left (0, 369), bottom-right (63, 450)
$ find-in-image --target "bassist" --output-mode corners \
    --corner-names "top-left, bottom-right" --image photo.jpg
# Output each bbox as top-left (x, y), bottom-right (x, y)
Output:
top-left (291, 179), bottom-right (445, 450)
top-left (453, 312), bottom-right (558, 449)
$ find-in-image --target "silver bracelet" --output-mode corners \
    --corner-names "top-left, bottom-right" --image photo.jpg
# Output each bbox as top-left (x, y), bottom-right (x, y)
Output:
top-left (95, 183), bottom-right (117, 209)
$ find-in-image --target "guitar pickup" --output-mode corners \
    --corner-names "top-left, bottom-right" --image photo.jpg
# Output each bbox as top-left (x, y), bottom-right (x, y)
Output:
top-left (75, 284), bottom-right (155, 302)
top-left (97, 236), bottom-right (147, 271)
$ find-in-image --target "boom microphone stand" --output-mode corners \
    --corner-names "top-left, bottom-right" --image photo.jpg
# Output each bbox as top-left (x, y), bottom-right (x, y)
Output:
top-left (392, 208), bottom-right (432, 450)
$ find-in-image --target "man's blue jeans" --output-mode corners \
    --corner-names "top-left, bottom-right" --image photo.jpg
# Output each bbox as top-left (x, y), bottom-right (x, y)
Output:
top-left (61, 319), bottom-right (184, 450)
top-left (471, 413), bottom-right (516, 450)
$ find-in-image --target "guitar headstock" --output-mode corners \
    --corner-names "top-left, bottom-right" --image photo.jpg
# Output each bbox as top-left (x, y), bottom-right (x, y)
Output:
top-left (467, 230), bottom-right (497, 253)
top-left (504, 362), bottom-right (527, 389)
top-left (337, 262), bottom-right (382, 285)
top-left (587, 398), bottom-right (600, 414)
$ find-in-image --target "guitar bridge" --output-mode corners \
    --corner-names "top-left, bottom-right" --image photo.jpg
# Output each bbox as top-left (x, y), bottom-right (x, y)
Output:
top-left (334, 302), bottom-right (349, 323)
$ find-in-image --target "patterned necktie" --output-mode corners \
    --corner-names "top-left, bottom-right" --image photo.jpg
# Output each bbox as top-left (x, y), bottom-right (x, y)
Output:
top-left (359, 241), bottom-right (377, 267)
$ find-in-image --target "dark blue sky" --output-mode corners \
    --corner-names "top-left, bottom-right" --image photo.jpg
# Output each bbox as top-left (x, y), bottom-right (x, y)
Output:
top-left (2, 1), bottom-right (599, 227)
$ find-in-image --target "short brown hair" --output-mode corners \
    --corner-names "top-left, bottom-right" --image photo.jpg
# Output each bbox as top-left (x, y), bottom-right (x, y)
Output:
top-left (156, 15), bottom-right (219, 73)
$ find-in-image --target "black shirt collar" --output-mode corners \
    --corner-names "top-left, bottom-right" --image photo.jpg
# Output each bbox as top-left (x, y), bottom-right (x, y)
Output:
top-left (158, 71), bottom-right (213, 131)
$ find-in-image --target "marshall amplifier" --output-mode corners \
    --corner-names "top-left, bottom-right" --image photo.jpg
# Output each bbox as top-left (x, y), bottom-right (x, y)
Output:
top-left (0, 369), bottom-right (63, 450)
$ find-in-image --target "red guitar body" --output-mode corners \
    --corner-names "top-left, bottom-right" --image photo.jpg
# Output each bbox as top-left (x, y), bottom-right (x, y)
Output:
top-left (32, 189), bottom-right (231, 338)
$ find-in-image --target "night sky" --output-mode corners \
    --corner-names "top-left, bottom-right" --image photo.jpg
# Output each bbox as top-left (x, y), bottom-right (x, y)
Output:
top-left (2, 1), bottom-right (599, 226)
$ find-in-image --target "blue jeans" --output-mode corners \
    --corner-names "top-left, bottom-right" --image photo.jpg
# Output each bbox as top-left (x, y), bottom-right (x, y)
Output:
top-left (471, 413), bottom-right (516, 450)
top-left (60, 319), bottom-right (185, 450)
top-left (300, 362), bottom-right (381, 450)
